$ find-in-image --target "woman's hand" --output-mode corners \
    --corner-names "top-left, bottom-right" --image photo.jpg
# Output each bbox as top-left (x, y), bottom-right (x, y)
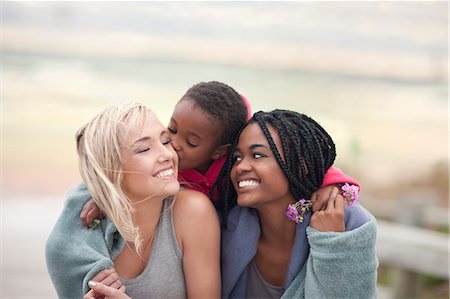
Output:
top-left (86, 268), bottom-right (123, 298)
top-left (310, 184), bottom-right (341, 212)
top-left (310, 187), bottom-right (345, 232)
top-left (84, 281), bottom-right (128, 299)
top-left (80, 199), bottom-right (104, 228)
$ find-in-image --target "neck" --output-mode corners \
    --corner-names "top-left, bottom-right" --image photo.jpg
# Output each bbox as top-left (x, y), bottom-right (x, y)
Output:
top-left (256, 198), bottom-right (297, 245)
top-left (131, 196), bottom-right (166, 240)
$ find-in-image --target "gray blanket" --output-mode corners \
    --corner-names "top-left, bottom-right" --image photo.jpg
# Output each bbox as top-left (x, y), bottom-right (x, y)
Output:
top-left (45, 184), bottom-right (124, 298)
top-left (281, 218), bottom-right (378, 298)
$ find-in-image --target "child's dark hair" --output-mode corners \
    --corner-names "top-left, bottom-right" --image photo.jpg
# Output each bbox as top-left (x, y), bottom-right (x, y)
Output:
top-left (212, 109), bottom-right (336, 227)
top-left (179, 81), bottom-right (248, 145)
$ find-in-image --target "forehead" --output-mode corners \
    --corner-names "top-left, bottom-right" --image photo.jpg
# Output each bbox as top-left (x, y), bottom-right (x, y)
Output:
top-left (172, 100), bottom-right (222, 140)
top-left (238, 122), bottom-right (282, 151)
top-left (123, 112), bottom-right (164, 142)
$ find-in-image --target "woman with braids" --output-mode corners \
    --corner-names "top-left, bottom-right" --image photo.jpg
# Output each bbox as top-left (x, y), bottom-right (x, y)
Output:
top-left (215, 110), bottom-right (378, 299)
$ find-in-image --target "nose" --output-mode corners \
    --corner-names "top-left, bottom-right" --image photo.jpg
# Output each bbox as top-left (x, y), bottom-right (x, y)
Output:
top-left (158, 143), bottom-right (176, 164)
top-left (233, 157), bottom-right (252, 174)
top-left (171, 135), bottom-right (181, 152)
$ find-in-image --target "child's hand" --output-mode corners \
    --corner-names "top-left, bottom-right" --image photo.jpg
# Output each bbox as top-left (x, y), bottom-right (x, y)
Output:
top-left (87, 268), bottom-right (123, 298)
top-left (80, 199), bottom-right (104, 228)
top-left (310, 184), bottom-right (340, 212)
top-left (84, 281), bottom-right (127, 299)
top-left (309, 191), bottom-right (345, 232)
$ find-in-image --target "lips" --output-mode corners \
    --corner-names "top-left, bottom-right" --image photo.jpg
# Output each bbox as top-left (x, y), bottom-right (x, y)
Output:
top-left (154, 168), bottom-right (175, 179)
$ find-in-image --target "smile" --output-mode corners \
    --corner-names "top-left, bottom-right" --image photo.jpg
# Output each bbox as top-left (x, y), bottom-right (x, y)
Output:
top-left (238, 180), bottom-right (260, 189)
top-left (154, 168), bottom-right (175, 179)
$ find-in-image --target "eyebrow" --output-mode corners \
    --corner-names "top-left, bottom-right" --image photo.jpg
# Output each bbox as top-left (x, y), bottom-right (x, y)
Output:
top-left (169, 117), bottom-right (202, 140)
top-left (132, 136), bottom-right (150, 147)
top-left (235, 144), bottom-right (270, 152)
top-left (132, 131), bottom-right (168, 147)
top-left (249, 144), bottom-right (270, 150)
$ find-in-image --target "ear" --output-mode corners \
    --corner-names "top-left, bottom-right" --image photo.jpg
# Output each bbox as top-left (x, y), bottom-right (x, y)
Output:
top-left (211, 143), bottom-right (231, 160)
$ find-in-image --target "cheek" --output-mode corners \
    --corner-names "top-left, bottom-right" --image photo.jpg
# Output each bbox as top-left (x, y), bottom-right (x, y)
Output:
top-left (230, 166), bottom-right (238, 185)
top-left (183, 147), bottom-right (203, 163)
top-left (264, 164), bottom-right (289, 192)
top-left (168, 146), bottom-right (179, 163)
top-left (122, 160), bottom-right (152, 190)
top-left (122, 172), bottom-right (139, 195)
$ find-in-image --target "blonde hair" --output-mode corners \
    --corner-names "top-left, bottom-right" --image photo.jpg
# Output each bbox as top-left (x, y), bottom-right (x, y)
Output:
top-left (75, 102), bottom-right (150, 254)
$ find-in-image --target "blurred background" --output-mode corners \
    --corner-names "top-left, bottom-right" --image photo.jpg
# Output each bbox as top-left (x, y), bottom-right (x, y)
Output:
top-left (1, 2), bottom-right (448, 298)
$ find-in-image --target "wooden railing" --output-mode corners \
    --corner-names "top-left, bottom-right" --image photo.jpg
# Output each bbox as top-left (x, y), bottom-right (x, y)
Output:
top-left (367, 194), bottom-right (449, 299)
top-left (376, 220), bottom-right (449, 279)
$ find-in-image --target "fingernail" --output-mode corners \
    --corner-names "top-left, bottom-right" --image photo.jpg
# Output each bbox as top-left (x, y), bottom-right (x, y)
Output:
top-left (88, 281), bottom-right (96, 287)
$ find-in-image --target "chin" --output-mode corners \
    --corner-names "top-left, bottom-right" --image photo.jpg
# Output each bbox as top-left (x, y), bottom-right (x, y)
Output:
top-left (161, 180), bottom-right (181, 197)
top-left (237, 195), bottom-right (256, 208)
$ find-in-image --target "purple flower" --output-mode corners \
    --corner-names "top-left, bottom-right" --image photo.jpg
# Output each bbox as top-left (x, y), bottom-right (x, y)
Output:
top-left (285, 204), bottom-right (299, 221)
top-left (285, 198), bottom-right (312, 223)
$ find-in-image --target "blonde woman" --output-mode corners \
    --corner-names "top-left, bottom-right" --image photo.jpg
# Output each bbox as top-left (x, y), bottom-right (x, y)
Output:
top-left (46, 103), bottom-right (220, 299)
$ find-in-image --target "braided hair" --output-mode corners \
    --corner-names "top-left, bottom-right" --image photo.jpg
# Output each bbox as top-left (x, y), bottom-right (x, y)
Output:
top-left (179, 81), bottom-right (248, 145)
top-left (212, 109), bottom-right (336, 227)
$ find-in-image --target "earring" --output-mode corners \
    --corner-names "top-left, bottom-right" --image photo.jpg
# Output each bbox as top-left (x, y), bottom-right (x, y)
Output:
top-left (285, 198), bottom-right (312, 224)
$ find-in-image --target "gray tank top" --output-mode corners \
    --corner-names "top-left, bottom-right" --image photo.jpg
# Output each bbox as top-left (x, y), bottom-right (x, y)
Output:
top-left (245, 259), bottom-right (284, 299)
top-left (122, 197), bottom-right (186, 299)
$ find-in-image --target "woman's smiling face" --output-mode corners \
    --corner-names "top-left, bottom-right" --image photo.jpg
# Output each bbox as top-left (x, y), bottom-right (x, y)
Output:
top-left (121, 112), bottom-right (180, 203)
top-left (230, 122), bottom-right (291, 208)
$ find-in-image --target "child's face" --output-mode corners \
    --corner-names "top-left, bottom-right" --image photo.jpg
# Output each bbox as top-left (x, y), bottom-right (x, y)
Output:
top-left (230, 122), bottom-right (291, 208)
top-left (168, 100), bottom-right (224, 173)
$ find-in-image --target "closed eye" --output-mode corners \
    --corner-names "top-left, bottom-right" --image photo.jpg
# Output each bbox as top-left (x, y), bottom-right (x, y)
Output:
top-left (136, 147), bottom-right (150, 154)
top-left (167, 127), bottom-right (176, 134)
top-left (186, 140), bottom-right (198, 148)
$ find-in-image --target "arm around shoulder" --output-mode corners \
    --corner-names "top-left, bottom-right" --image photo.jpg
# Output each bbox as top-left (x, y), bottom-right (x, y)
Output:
top-left (173, 190), bottom-right (221, 299)
top-left (45, 183), bottom-right (117, 298)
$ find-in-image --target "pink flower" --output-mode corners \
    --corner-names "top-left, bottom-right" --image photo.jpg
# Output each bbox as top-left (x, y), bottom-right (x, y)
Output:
top-left (341, 183), bottom-right (360, 206)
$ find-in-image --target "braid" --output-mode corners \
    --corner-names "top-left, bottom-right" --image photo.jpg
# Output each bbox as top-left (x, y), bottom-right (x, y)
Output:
top-left (255, 112), bottom-right (312, 199)
top-left (210, 124), bottom-right (244, 228)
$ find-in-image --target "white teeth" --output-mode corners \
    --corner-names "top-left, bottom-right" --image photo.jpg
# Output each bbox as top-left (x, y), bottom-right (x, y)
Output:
top-left (155, 169), bottom-right (174, 179)
top-left (238, 180), bottom-right (259, 188)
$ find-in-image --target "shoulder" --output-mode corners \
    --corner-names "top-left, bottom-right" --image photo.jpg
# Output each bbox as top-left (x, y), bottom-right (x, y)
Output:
top-left (173, 189), bottom-right (217, 218)
top-left (344, 204), bottom-right (374, 231)
top-left (172, 189), bottom-right (220, 247)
